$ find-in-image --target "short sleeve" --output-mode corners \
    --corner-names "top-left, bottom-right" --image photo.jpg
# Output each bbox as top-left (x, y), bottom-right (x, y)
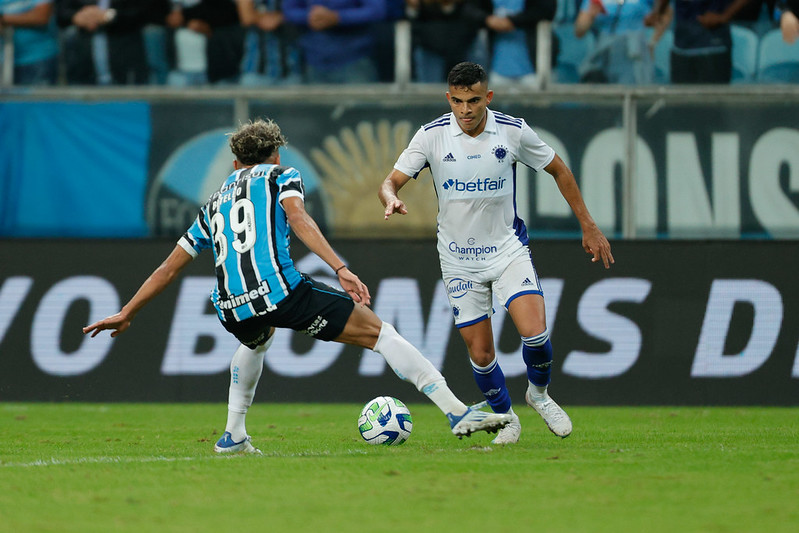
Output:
top-left (518, 122), bottom-right (556, 171)
top-left (178, 209), bottom-right (212, 258)
top-left (276, 166), bottom-right (305, 203)
top-left (394, 127), bottom-right (430, 178)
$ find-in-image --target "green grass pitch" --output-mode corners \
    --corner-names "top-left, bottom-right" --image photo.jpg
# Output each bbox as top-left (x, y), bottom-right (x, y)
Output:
top-left (1, 403), bottom-right (797, 533)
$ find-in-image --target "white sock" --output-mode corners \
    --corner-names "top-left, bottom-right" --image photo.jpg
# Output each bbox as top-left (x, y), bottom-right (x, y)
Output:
top-left (224, 335), bottom-right (272, 441)
top-left (373, 322), bottom-right (467, 416)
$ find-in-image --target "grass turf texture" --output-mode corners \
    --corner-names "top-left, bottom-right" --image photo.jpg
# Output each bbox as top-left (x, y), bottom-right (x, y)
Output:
top-left (1, 404), bottom-right (797, 533)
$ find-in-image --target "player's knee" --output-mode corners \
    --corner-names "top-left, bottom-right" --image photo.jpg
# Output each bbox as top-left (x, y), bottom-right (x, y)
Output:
top-left (522, 328), bottom-right (549, 347)
top-left (338, 305), bottom-right (382, 348)
top-left (469, 349), bottom-right (496, 367)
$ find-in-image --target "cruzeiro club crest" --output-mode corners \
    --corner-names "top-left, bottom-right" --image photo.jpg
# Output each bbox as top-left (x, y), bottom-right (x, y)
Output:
top-left (492, 145), bottom-right (508, 162)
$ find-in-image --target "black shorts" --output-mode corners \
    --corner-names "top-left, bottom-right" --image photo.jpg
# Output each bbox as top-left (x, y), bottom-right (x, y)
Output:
top-left (221, 275), bottom-right (355, 348)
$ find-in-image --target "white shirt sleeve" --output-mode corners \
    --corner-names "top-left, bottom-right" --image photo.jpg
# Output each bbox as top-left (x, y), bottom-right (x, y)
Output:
top-left (518, 122), bottom-right (556, 172)
top-left (394, 127), bottom-right (429, 178)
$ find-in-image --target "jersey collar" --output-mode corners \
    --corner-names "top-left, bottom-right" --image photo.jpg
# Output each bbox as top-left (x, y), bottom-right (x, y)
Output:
top-left (448, 108), bottom-right (497, 137)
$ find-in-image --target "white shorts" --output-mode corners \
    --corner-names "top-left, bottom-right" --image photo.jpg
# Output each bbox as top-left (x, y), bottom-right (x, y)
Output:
top-left (442, 249), bottom-right (543, 328)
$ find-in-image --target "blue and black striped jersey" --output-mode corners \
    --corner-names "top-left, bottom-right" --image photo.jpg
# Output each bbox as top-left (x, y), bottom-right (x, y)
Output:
top-left (178, 164), bottom-right (305, 323)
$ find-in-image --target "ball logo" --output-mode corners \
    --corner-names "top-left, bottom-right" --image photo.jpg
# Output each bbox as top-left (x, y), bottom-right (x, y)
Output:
top-left (492, 145), bottom-right (508, 162)
top-left (447, 278), bottom-right (473, 299)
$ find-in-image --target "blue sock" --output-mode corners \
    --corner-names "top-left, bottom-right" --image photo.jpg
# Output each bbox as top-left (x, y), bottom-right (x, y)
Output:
top-left (471, 358), bottom-right (512, 413)
top-left (522, 329), bottom-right (553, 387)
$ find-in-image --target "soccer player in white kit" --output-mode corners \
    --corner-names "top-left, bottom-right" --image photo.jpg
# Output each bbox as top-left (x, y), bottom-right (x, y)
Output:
top-left (379, 62), bottom-right (614, 444)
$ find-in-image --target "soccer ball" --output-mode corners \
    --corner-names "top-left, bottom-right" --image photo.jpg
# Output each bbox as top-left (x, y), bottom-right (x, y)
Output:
top-left (358, 396), bottom-right (413, 445)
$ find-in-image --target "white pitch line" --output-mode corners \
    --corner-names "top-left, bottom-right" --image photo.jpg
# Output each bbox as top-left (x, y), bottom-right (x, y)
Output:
top-left (1, 449), bottom-right (370, 468)
top-left (0, 455), bottom-right (224, 468)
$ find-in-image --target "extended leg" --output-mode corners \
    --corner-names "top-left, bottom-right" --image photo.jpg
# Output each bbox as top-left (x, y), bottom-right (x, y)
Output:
top-left (336, 305), bottom-right (512, 437)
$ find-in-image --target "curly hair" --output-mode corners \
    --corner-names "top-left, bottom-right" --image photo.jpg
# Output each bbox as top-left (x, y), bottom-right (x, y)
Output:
top-left (447, 62), bottom-right (488, 89)
top-left (228, 119), bottom-right (287, 165)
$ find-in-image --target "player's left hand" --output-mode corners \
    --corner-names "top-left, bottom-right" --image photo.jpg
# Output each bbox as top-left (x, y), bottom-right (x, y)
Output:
top-left (337, 268), bottom-right (371, 306)
top-left (83, 312), bottom-right (131, 338)
top-left (582, 226), bottom-right (614, 269)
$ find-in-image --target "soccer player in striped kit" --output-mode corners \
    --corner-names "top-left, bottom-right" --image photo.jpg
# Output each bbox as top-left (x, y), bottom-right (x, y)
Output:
top-left (84, 118), bottom-right (512, 453)
top-left (379, 62), bottom-right (614, 444)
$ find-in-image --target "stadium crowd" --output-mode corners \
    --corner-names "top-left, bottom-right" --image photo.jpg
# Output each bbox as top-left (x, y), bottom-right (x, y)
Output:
top-left (0, 0), bottom-right (796, 87)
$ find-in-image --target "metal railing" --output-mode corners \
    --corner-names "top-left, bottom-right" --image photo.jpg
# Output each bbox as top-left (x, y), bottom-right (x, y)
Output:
top-left (1, 27), bottom-right (13, 86)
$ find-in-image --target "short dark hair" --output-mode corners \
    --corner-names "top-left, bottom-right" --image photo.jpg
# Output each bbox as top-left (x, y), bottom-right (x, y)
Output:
top-left (228, 119), bottom-right (287, 165)
top-left (447, 62), bottom-right (488, 89)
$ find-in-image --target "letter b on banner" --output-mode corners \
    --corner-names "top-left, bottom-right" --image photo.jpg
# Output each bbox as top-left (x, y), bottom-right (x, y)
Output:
top-left (162, 277), bottom-right (239, 375)
top-left (691, 279), bottom-right (783, 377)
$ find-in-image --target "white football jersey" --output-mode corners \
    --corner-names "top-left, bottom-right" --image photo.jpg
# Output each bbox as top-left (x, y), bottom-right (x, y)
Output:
top-left (394, 109), bottom-right (555, 272)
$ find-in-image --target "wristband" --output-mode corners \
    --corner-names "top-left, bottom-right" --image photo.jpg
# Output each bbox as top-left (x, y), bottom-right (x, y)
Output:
top-left (334, 265), bottom-right (347, 274)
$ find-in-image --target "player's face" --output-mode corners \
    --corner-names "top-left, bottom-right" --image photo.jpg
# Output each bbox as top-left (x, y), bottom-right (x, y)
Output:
top-left (446, 82), bottom-right (493, 137)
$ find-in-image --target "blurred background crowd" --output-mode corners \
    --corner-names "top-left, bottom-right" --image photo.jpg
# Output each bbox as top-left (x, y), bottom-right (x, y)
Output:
top-left (0, 0), bottom-right (797, 88)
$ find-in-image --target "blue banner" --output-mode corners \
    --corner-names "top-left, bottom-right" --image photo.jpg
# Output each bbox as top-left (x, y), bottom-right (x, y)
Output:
top-left (0, 102), bottom-right (150, 237)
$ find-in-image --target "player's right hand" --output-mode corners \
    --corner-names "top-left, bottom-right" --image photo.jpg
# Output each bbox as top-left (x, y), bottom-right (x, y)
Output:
top-left (83, 312), bottom-right (131, 338)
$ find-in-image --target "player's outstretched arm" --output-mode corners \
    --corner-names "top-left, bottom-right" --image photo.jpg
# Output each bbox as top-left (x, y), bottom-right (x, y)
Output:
top-left (82, 246), bottom-right (194, 337)
top-left (378, 169), bottom-right (412, 220)
top-left (544, 155), bottom-right (615, 269)
top-left (282, 196), bottom-right (371, 306)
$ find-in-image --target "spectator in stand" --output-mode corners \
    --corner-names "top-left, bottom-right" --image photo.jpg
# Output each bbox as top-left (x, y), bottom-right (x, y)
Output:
top-left (777, 0), bottom-right (799, 42)
top-left (0, 0), bottom-right (59, 85)
top-left (282, 0), bottom-right (386, 84)
top-left (405, 0), bottom-right (479, 83)
top-left (236, 0), bottom-right (302, 85)
top-left (731, 0), bottom-right (774, 35)
top-left (649, 0), bottom-right (752, 84)
top-left (373, 0), bottom-right (404, 82)
top-left (575, 0), bottom-right (668, 84)
top-left (56, 0), bottom-right (155, 85)
top-left (141, 0), bottom-right (172, 84)
top-left (462, 0), bottom-right (557, 87)
top-left (166, 0), bottom-right (243, 85)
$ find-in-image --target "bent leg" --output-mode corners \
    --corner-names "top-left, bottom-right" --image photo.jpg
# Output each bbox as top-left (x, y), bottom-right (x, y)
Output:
top-left (508, 294), bottom-right (571, 437)
top-left (507, 294), bottom-right (552, 387)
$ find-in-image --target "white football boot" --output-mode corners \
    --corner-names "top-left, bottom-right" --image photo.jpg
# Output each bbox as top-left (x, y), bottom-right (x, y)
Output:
top-left (525, 384), bottom-right (572, 438)
top-left (213, 432), bottom-right (263, 454)
top-left (491, 409), bottom-right (521, 445)
top-left (449, 406), bottom-right (513, 438)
